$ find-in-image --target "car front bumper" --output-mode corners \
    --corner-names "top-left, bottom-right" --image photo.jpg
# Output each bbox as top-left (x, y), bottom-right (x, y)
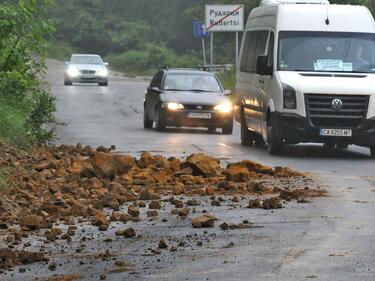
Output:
top-left (161, 109), bottom-right (233, 128)
top-left (65, 75), bottom-right (107, 83)
top-left (272, 112), bottom-right (375, 147)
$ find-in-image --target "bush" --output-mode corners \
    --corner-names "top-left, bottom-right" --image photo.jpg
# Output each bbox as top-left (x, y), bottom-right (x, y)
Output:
top-left (46, 40), bottom-right (75, 61)
top-left (0, 0), bottom-right (56, 145)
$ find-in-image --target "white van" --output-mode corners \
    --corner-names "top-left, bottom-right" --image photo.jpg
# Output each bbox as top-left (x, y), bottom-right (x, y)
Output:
top-left (235, 0), bottom-right (375, 156)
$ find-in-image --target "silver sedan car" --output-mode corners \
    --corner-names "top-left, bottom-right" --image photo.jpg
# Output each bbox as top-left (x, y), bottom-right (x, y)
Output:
top-left (64, 54), bottom-right (109, 86)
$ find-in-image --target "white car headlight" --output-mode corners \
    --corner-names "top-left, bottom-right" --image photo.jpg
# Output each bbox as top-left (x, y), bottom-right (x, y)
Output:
top-left (162, 102), bottom-right (184, 111)
top-left (214, 102), bottom-right (233, 113)
top-left (67, 66), bottom-right (80, 77)
top-left (96, 68), bottom-right (108, 77)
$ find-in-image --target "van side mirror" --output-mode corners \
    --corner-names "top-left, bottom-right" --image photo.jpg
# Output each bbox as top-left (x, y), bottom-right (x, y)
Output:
top-left (256, 55), bottom-right (272, 76)
top-left (151, 87), bottom-right (162, 93)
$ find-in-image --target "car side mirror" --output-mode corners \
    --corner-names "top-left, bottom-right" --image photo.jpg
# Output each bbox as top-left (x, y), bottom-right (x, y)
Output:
top-left (223, 89), bottom-right (232, 96)
top-left (151, 87), bottom-right (162, 93)
top-left (104, 62), bottom-right (109, 66)
top-left (256, 55), bottom-right (272, 76)
top-left (64, 61), bottom-right (69, 65)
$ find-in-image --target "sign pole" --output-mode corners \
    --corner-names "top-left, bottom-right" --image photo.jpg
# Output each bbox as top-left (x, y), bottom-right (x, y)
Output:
top-left (202, 38), bottom-right (207, 66)
top-left (235, 32), bottom-right (239, 71)
top-left (210, 32), bottom-right (213, 68)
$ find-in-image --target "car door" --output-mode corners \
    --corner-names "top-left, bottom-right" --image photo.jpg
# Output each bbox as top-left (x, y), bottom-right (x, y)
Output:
top-left (146, 71), bottom-right (163, 120)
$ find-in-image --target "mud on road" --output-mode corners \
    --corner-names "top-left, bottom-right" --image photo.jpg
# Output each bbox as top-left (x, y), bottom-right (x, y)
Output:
top-left (0, 142), bottom-right (325, 280)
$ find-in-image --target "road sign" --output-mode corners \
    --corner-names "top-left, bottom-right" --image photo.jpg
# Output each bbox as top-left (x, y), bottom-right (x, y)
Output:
top-left (193, 21), bottom-right (209, 38)
top-left (205, 4), bottom-right (244, 32)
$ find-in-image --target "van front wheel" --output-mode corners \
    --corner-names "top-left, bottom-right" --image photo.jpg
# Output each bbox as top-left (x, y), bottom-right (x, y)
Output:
top-left (267, 115), bottom-right (282, 155)
top-left (241, 112), bottom-right (254, 146)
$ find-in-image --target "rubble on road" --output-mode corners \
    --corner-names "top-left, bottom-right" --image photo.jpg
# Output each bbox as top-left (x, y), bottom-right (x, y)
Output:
top-left (0, 142), bottom-right (326, 271)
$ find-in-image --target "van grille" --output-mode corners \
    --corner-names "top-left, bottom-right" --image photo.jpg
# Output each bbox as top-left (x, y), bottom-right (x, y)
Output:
top-left (183, 104), bottom-right (215, 110)
top-left (80, 70), bottom-right (96, 75)
top-left (305, 94), bottom-right (369, 128)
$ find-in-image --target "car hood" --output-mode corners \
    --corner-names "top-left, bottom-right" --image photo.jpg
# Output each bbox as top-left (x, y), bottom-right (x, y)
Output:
top-left (68, 64), bottom-right (105, 71)
top-left (161, 91), bottom-right (230, 105)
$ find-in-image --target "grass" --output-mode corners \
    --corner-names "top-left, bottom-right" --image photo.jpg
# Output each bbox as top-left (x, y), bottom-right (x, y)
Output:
top-left (0, 97), bottom-right (29, 146)
top-left (218, 69), bottom-right (236, 92)
top-left (46, 40), bottom-right (76, 62)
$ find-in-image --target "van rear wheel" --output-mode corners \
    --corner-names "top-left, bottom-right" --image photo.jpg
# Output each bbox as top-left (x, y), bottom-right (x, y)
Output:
top-left (155, 107), bottom-right (166, 132)
top-left (143, 110), bottom-right (153, 129)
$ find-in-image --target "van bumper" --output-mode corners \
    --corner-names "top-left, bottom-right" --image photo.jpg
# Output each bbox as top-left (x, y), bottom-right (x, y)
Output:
top-left (273, 112), bottom-right (375, 147)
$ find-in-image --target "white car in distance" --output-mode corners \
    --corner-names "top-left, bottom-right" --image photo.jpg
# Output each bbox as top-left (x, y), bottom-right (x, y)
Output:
top-left (64, 54), bottom-right (109, 86)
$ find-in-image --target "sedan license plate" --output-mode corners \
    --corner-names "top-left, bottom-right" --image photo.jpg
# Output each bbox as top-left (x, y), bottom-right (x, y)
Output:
top-left (187, 112), bottom-right (211, 119)
top-left (320, 129), bottom-right (352, 137)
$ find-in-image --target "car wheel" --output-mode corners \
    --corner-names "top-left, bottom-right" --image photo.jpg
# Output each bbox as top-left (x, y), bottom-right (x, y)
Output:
top-left (241, 110), bottom-right (255, 146)
top-left (143, 109), bottom-right (153, 129)
top-left (222, 122), bottom-right (233, 135)
top-left (208, 127), bottom-right (216, 133)
top-left (155, 106), bottom-right (166, 132)
top-left (370, 146), bottom-right (375, 157)
top-left (266, 114), bottom-right (282, 155)
top-left (64, 80), bottom-right (72, 86)
top-left (99, 82), bottom-right (108, 86)
top-left (323, 143), bottom-right (335, 150)
top-left (337, 143), bottom-right (348, 150)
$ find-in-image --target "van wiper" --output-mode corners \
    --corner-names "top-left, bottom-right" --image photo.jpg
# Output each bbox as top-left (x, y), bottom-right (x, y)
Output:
top-left (187, 89), bottom-right (213, 92)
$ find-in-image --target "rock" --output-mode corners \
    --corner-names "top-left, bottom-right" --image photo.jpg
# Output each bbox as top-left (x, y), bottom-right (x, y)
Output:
top-left (211, 200), bottom-right (221, 206)
top-left (19, 215), bottom-right (48, 230)
top-left (220, 222), bottom-right (229, 230)
top-left (171, 198), bottom-right (184, 208)
top-left (178, 208), bottom-right (190, 217)
top-left (137, 152), bottom-right (169, 169)
top-left (138, 201), bottom-right (146, 208)
top-left (96, 146), bottom-right (109, 153)
top-left (184, 154), bottom-right (221, 177)
top-left (149, 201), bottom-right (162, 210)
top-left (249, 182), bottom-right (269, 193)
top-left (158, 239), bottom-right (168, 249)
top-left (186, 199), bottom-right (200, 206)
top-left (191, 215), bottom-right (217, 228)
top-left (205, 187), bottom-right (215, 195)
top-left (128, 205), bottom-right (140, 217)
top-left (147, 210), bottom-right (158, 217)
top-left (262, 198), bottom-right (282, 210)
top-left (248, 199), bottom-right (262, 209)
top-left (224, 166), bottom-right (251, 182)
top-left (48, 262), bottom-right (57, 271)
top-left (217, 181), bottom-right (236, 190)
top-left (123, 228), bottom-right (136, 238)
top-left (90, 152), bottom-right (134, 178)
top-left (139, 187), bottom-right (160, 200)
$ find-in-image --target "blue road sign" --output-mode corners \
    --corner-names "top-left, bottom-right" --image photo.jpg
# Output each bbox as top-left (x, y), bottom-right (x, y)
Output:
top-left (193, 21), bottom-right (209, 38)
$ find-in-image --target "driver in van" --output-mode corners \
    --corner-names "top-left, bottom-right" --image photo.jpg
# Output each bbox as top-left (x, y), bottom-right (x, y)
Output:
top-left (353, 45), bottom-right (369, 70)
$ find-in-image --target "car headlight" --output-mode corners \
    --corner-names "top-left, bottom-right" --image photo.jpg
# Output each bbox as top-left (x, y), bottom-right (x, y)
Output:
top-left (67, 66), bottom-right (79, 77)
top-left (283, 83), bottom-right (297, 109)
top-left (96, 68), bottom-right (108, 77)
top-left (162, 103), bottom-right (184, 110)
top-left (214, 102), bottom-right (233, 113)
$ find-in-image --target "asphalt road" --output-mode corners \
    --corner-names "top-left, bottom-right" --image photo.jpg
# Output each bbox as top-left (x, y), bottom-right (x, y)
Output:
top-left (5, 60), bottom-right (375, 281)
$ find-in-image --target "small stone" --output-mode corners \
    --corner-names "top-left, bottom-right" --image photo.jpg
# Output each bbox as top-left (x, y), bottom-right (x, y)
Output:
top-left (48, 262), bottom-right (57, 271)
top-left (124, 228), bottom-right (136, 238)
top-left (158, 239), bottom-right (168, 249)
top-left (220, 222), bottom-right (229, 230)
top-left (191, 215), bottom-right (217, 228)
top-left (149, 201), bottom-right (162, 210)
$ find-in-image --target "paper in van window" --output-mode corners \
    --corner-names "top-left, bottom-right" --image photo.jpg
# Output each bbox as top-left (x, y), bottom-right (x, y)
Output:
top-left (314, 60), bottom-right (352, 72)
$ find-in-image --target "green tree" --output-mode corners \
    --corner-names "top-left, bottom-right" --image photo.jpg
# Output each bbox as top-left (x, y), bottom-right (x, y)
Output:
top-left (0, 0), bottom-right (56, 144)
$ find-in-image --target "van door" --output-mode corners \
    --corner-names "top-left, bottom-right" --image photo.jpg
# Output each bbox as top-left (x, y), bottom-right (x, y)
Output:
top-left (146, 71), bottom-right (163, 120)
top-left (255, 31), bottom-right (275, 139)
top-left (237, 30), bottom-right (269, 134)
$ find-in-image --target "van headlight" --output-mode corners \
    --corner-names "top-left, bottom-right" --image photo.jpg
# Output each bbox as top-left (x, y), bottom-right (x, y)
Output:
top-left (162, 102), bottom-right (184, 111)
top-left (96, 68), bottom-right (108, 77)
top-left (283, 83), bottom-right (297, 109)
top-left (214, 102), bottom-right (233, 113)
top-left (67, 66), bottom-right (80, 77)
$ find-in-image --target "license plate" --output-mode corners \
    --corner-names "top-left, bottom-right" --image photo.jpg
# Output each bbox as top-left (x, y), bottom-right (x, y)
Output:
top-left (320, 129), bottom-right (352, 137)
top-left (187, 112), bottom-right (211, 119)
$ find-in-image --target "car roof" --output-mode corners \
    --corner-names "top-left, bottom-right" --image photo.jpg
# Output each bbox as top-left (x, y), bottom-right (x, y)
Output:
top-left (71, 54), bottom-right (102, 57)
top-left (163, 68), bottom-right (215, 75)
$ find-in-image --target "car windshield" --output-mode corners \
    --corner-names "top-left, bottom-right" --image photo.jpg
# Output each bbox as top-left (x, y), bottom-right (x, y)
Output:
top-left (70, 55), bottom-right (103, 65)
top-left (163, 73), bottom-right (222, 92)
top-left (278, 31), bottom-right (375, 73)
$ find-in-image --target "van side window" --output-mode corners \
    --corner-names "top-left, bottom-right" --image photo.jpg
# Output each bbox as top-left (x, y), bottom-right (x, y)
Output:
top-left (240, 30), bottom-right (269, 73)
top-left (150, 71), bottom-right (163, 88)
top-left (267, 32), bottom-right (275, 67)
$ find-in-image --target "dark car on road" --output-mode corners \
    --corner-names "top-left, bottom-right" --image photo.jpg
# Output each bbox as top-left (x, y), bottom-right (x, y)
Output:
top-left (143, 68), bottom-right (234, 134)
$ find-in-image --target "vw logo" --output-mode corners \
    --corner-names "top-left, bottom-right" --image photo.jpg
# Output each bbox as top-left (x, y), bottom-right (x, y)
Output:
top-left (196, 105), bottom-right (203, 110)
top-left (331, 99), bottom-right (343, 111)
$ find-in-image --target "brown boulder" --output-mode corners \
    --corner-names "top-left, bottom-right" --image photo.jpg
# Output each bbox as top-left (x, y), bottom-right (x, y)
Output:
top-left (224, 166), bottom-right (251, 182)
top-left (90, 152), bottom-right (134, 178)
top-left (139, 187), bottom-right (160, 200)
top-left (19, 215), bottom-right (49, 230)
top-left (262, 198), bottom-right (282, 210)
top-left (191, 215), bottom-right (217, 228)
top-left (128, 205), bottom-right (140, 217)
top-left (184, 154), bottom-right (221, 177)
top-left (149, 201), bottom-right (162, 210)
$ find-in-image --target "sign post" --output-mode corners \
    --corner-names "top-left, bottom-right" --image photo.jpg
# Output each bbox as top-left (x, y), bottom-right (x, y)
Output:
top-left (193, 21), bottom-right (209, 66)
top-left (205, 4), bottom-right (244, 71)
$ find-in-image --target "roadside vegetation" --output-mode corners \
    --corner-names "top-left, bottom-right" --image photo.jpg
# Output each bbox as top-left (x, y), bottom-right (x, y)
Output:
top-left (43, 0), bottom-right (374, 76)
top-left (0, 0), bottom-right (56, 146)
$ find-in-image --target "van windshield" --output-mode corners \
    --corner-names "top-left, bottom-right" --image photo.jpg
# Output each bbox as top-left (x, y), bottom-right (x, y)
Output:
top-left (278, 31), bottom-right (375, 73)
